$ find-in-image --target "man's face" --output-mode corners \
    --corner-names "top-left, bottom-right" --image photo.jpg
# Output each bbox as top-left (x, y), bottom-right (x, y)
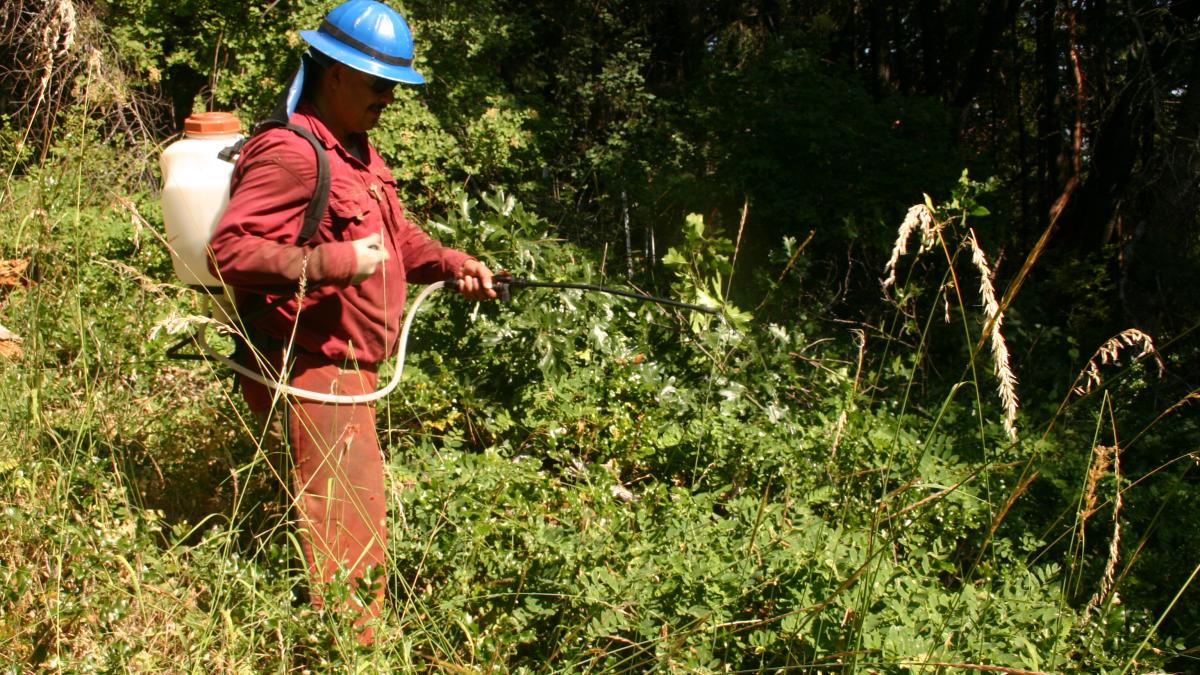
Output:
top-left (324, 64), bottom-right (398, 135)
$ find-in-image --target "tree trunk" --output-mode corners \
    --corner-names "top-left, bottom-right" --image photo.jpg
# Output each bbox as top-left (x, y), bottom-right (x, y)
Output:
top-left (951, 0), bottom-right (1019, 110)
top-left (1034, 0), bottom-right (1064, 231)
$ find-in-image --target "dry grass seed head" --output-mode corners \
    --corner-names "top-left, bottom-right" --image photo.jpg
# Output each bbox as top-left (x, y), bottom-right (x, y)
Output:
top-left (1078, 444), bottom-right (1115, 545)
top-left (968, 230), bottom-right (1019, 441)
top-left (1073, 328), bottom-right (1164, 397)
top-left (1083, 443), bottom-right (1124, 621)
top-left (3, 0), bottom-right (78, 110)
top-left (37, 0), bottom-right (78, 97)
top-left (2, 0), bottom-right (163, 161)
top-left (829, 409), bottom-right (849, 460)
top-left (148, 312), bottom-right (220, 340)
top-left (940, 281), bottom-right (953, 323)
top-left (881, 203), bottom-right (940, 293)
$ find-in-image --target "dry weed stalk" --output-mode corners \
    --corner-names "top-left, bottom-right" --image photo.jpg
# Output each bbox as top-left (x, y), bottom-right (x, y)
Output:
top-left (1072, 329), bottom-right (1164, 398)
top-left (881, 203), bottom-right (941, 293)
top-left (830, 330), bottom-right (867, 460)
top-left (112, 193), bottom-right (149, 249)
top-left (2, 0), bottom-right (78, 134)
top-left (96, 258), bottom-right (178, 296)
top-left (35, 0), bottom-right (78, 108)
top-left (968, 229), bottom-right (1019, 442)
top-left (1077, 444), bottom-right (1115, 553)
top-left (829, 409), bottom-right (849, 460)
top-left (880, 206), bottom-right (1020, 440)
top-left (1, 0), bottom-right (163, 160)
top-left (1082, 443), bottom-right (1123, 621)
top-left (1152, 390), bottom-right (1200, 429)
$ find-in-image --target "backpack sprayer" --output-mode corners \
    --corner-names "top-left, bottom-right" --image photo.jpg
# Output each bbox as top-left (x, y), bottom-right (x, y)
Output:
top-left (160, 112), bottom-right (717, 404)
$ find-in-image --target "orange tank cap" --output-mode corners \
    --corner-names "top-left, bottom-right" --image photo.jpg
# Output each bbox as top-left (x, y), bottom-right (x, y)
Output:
top-left (183, 112), bottom-right (241, 135)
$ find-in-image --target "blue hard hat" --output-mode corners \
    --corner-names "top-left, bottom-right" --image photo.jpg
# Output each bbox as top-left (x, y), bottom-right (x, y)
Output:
top-left (299, 0), bottom-right (425, 85)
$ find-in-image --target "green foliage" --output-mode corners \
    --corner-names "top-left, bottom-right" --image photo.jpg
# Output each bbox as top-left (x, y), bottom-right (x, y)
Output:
top-left (0, 116), bottom-right (33, 169)
top-left (0, 2), bottom-right (1195, 672)
top-left (91, 0), bottom-right (975, 290)
top-left (1, 136), bottom-right (1190, 668)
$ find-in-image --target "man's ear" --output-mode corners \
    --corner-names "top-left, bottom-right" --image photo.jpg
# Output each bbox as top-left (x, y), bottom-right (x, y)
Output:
top-left (326, 63), bottom-right (350, 90)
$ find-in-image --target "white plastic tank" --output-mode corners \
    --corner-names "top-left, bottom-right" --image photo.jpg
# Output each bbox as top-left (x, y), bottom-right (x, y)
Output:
top-left (160, 112), bottom-right (242, 288)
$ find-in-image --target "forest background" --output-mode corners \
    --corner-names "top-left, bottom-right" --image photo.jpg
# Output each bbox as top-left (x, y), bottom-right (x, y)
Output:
top-left (1, 0), bottom-right (1198, 672)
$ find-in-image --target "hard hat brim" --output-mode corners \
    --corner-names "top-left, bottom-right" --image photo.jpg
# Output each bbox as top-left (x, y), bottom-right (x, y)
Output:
top-left (300, 29), bottom-right (426, 85)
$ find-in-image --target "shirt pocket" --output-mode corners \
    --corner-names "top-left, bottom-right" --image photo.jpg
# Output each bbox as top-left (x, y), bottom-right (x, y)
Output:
top-left (375, 173), bottom-right (413, 231)
top-left (326, 191), bottom-right (377, 242)
top-left (377, 173), bottom-right (401, 209)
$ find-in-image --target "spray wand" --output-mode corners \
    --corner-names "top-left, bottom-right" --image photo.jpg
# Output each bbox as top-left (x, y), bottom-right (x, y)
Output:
top-left (173, 272), bottom-right (716, 403)
top-left (463, 271), bottom-right (720, 315)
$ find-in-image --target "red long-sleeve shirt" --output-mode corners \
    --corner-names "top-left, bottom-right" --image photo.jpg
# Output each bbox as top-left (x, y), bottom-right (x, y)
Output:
top-left (208, 104), bottom-right (471, 366)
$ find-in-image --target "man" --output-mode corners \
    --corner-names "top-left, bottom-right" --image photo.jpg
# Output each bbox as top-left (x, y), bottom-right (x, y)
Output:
top-left (207, 0), bottom-right (495, 643)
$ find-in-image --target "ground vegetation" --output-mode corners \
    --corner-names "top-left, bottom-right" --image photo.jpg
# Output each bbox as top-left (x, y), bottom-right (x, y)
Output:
top-left (1, 0), bottom-right (1197, 671)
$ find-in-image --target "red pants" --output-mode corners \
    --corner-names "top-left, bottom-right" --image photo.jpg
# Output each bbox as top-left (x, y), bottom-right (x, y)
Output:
top-left (240, 348), bottom-right (386, 643)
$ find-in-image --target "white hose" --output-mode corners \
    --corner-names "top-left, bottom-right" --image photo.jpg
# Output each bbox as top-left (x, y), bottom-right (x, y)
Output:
top-left (196, 280), bottom-right (447, 404)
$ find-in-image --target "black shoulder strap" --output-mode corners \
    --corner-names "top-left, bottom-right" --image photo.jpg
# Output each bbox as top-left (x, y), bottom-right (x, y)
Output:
top-left (218, 95), bottom-right (331, 246)
top-left (281, 123), bottom-right (329, 246)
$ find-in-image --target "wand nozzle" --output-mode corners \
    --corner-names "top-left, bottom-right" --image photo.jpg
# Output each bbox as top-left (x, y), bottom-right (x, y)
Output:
top-left (450, 271), bottom-right (719, 314)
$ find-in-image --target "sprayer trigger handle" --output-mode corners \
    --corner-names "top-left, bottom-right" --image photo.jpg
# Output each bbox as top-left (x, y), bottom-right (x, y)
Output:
top-left (493, 271), bottom-right (514, 302)
top-left (445, 271), bottom-right (514, 301)
top-left (444, 276), bottom-right (510, 301)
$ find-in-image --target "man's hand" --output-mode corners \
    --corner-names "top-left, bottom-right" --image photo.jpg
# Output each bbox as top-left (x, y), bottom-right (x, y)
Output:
top-left (456, 259), bottom-right (497, 300)
top-left (350, 232), bottom-right (389, 284)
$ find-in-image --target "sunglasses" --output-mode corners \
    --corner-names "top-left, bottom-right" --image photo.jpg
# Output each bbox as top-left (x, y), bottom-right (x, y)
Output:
top-left (362, 72), bottom-right (397, 95)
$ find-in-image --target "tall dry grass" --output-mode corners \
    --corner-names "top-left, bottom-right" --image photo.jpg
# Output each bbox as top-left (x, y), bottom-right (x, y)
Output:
top-left (883, 201), bottom-right (1020, 441)
top-left (1081, 443), bottom-right (1123, 621)
top-left (966, 229), bottom-right (1019, 441)
top-left (0, 0), bottom-right (163, 164)
top-left (881, 203), bottom-right (940, 294)
top-left (1071, 328), bottom-right (1164, 399)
